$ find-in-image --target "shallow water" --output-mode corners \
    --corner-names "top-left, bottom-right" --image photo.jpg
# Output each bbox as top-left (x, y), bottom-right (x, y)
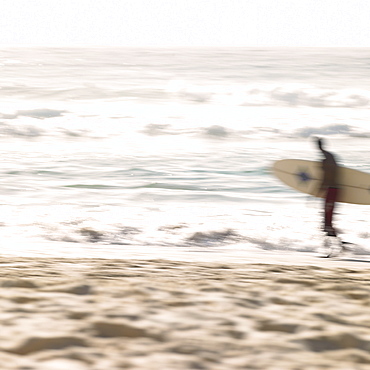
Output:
top-left (0, 47), bottom-right (370, 259)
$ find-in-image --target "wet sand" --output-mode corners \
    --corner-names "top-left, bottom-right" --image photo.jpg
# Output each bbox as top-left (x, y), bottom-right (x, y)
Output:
top-left (1, 256), bottom-right (370, 369)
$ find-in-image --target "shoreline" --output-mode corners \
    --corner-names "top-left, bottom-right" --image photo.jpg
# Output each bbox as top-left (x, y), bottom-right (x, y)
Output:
top-left (1, 256), bottom-right (370, 369)
top-left (2, 241), bottom-right (370, 268)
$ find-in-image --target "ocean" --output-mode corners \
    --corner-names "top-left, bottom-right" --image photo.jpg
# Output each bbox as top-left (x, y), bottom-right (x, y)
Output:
top-left (1, 47), bottom-right (370, 259)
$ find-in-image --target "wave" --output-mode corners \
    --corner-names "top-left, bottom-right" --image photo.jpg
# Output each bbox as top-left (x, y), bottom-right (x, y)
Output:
top-left (0, 109), bottom-right (69, 138)
top-left (2, 81), bottom-right (369, 109)
top-left (0, 122), bottom-right (44, 138)
top-left (0, 122), bottom-right (90, 139)
top-left (262, 86), bottom-right (370, 108)
top-left (167, 82), bottom-right (370, 109)
top-left (64, 184), bottom-right (123, 190)
top-left (203, 125), bottom-right (230, 138)
top-left (293, 124), bottom-right (370, 139)
top-left (46, 223), bottom-right (242, 248)
top-left (295, 124), bottom-right (352, 138)
top-left (139, 123), bottom-right (370, 141)
top-left (0, 120), bottom-right (368, 142)
top-left (2, 48), bottom-right (370, 111)
top-left (0, 109), bottom-right (67, 120)
top-left (186, 229), bottom-right (240, 246)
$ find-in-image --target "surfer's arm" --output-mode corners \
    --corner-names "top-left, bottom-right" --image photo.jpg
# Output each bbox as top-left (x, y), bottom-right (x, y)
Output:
top-left (316, 161), bottom-right (329, 197)
top-left (316, 161), bottom-right (338, 197)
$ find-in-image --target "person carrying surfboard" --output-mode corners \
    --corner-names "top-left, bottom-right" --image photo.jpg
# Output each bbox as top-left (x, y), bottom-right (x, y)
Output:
top-left (316, 137), bottom-right (339, 237)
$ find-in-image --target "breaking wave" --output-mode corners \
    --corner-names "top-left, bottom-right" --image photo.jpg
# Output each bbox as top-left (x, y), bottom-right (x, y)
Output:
top-left (139, 123), bottom-right (370, 141)
top-left (168, 82), bottom-right (370, 108)
top-left (0, 109), bottom-right (67, 120)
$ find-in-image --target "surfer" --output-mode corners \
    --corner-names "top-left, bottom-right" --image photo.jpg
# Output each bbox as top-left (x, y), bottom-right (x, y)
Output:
top-left (316, 138), bottom-right (339, 237)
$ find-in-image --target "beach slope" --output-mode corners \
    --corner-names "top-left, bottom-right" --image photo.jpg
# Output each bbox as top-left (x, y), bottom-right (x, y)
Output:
top-left (1, 257), bottom-right (370, 369)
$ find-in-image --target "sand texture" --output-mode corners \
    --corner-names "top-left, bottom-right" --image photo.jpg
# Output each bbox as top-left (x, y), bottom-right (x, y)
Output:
top-left (1, 257), bottom-right (370, 369)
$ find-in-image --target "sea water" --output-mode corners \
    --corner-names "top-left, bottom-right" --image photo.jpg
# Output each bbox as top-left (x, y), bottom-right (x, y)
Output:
top-left (1, 47), bottom-right (370, 259)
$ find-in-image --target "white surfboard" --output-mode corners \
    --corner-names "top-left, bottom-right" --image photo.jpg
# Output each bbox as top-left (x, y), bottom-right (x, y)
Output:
top-left (273, 159), bottom-right (370, 205)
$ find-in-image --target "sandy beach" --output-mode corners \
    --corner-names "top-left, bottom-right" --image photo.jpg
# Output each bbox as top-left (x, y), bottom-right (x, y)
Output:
top-left (1, 255), bottom-right (370, 369)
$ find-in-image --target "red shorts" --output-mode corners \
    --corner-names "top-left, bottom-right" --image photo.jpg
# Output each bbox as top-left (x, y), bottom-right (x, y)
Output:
top-left (324, 187), bottom-right (339, 230)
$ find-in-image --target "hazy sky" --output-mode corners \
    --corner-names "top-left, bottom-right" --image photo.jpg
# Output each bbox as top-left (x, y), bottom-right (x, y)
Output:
top-left (1, 0), bottom-right (370, 47)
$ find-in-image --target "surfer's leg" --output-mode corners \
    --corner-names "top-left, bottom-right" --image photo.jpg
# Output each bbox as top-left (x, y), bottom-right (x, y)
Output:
top-left (324, 188), bottom-right (338, 237)
top-left (324, 236), bottom-right (345, 258)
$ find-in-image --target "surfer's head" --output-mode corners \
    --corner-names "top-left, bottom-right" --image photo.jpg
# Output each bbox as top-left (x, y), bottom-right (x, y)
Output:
top-left (315, 137), bottom-right (324, 151)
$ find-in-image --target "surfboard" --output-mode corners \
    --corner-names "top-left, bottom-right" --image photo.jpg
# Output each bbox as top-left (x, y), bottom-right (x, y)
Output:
top-left (272, 159), bottom-right (370, 205)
